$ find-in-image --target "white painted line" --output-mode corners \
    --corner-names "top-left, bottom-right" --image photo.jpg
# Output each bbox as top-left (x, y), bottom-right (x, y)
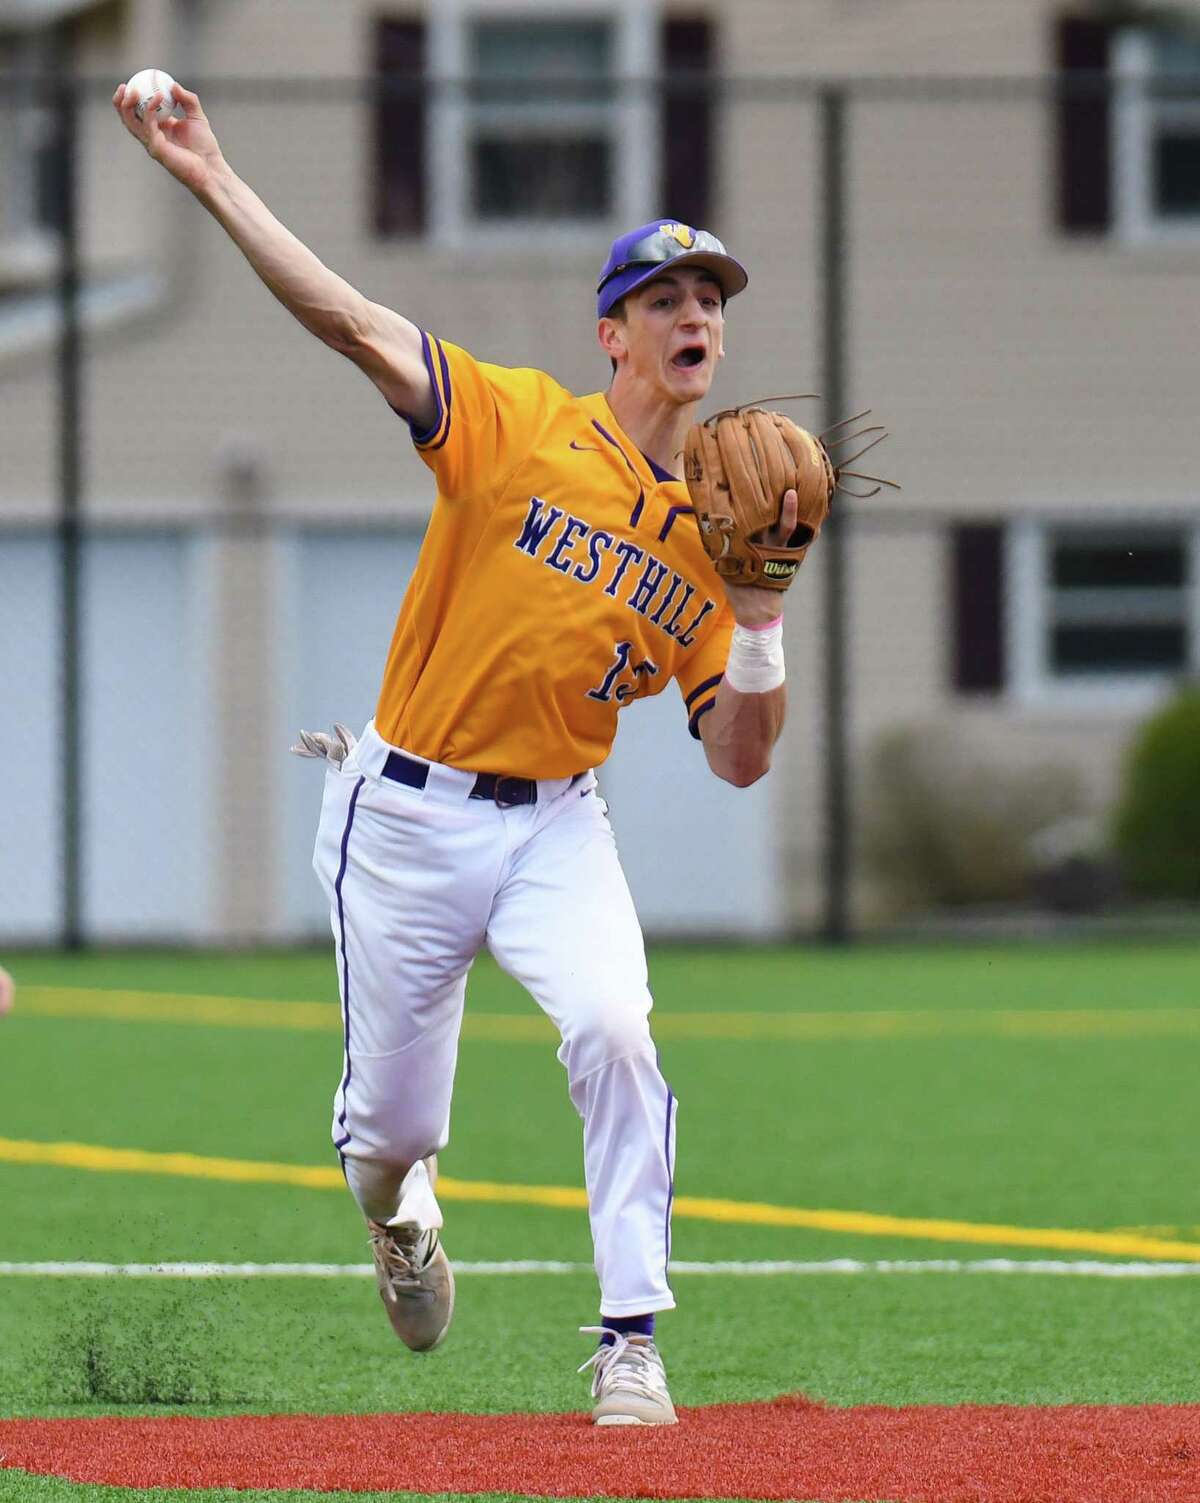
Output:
top-left (670, 1258), bottom-right (1200, 1278)
top-left (1, 1258), bottom-right (1199, 1278)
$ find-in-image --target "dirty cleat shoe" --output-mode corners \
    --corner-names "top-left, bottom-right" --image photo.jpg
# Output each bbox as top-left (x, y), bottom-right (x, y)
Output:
top-left (578, 1327), bottom-right (678, 1426)
top-left (367, 1157), bottom-right (454, 1352)
top-left (368, 1219), bottom-right (454, 1351)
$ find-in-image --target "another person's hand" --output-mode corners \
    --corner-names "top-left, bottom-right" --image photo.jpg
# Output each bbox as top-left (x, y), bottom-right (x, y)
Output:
top-left (113, 80), bottom-right (226, 196)
top-left (0, 967), bottom-right (14, 1018)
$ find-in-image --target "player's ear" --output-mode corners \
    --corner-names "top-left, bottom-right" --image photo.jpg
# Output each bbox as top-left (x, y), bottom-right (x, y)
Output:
top-left (597, 317), bottom-right (628, 364)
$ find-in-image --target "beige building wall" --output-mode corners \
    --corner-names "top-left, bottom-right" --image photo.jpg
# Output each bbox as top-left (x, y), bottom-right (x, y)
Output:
top-left (3, 0), bottom-right (1197, 930)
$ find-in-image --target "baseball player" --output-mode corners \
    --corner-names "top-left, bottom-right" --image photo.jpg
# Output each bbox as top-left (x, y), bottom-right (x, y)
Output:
top-left (115, 79), bottom-right (796, 1427)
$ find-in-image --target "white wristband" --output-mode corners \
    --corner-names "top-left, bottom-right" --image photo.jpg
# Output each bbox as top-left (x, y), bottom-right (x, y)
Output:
top-left (724, 618), bottom-right (785, 694)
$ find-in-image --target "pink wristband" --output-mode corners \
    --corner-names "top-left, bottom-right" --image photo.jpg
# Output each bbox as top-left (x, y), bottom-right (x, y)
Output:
top-left (742, 614), bottom-right (784, 633)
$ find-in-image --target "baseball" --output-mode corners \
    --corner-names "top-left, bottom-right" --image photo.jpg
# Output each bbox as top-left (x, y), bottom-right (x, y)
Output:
top-left (125, 67), bottom-right (177, 121)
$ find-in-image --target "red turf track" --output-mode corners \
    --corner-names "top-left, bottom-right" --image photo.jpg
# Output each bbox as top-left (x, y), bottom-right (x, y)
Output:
top-left (2, 1399), bottom-right (1198, 1501)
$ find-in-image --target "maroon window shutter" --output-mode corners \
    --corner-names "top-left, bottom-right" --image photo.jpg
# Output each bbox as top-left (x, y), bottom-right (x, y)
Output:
top-left (375, 18), bottom-right (426, 237)
top-left (1055, 13), bottom-right (1112, 233)
top-left (661, 18), bottom-right (713, 229)
top-left (952, 524), bottom-right (1005, 693)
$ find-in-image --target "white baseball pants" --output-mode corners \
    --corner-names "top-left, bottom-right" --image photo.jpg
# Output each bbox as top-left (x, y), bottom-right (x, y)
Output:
top-left (312, 721), bottom-right (677, 1317)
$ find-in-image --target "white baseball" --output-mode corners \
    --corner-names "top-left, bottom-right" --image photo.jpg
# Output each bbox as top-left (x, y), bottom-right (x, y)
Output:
top-left (125, 67), bottom-right (177, 122)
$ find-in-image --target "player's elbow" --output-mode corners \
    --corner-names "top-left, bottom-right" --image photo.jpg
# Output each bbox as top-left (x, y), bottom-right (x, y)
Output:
top-left (325, 305), bottom-right (368, 359)
top-left (325, 290), bottom-right (397, 362)
top-left (710, 748), bottom-right (771, 788)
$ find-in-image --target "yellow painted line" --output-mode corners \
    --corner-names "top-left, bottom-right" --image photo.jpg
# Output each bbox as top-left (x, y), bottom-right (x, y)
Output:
top-left (19, 987), bottom-right (337, 1033)
top-left (0, 1137), bottom-right (344, 1190)
top-left (16, 986), bottom-right (1200, 1042)
top-left (669, 1195), bottom-right (1200, 1261)
top-left (660, 1009), bottom-right (1200, 1041)
top-left (1108, 1225), bottom-right (1200, 1240)
top-left (2, 1136), bottom-right (1200, 1262)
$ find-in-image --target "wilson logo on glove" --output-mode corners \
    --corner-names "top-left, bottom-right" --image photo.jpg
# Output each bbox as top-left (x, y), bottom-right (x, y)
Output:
top-left (684, 400), bottom-right (898, 592)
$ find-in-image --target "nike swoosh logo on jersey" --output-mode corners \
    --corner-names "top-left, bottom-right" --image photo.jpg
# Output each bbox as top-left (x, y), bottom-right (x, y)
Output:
top-left (570, 440), bottom-right (604, 454)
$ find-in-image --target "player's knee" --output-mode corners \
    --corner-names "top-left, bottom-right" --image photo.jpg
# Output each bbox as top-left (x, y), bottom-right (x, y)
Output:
top-left (559, 999), bottom-right (655, 1080)
top-left (337, 1098), bottom-right (446, 1177)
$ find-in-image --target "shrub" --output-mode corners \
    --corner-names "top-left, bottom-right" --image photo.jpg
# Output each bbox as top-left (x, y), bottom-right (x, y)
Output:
top-left (1113, 686), bottom-right (1200, 900)
top-left (862, 723), bottom-right (1084, 910)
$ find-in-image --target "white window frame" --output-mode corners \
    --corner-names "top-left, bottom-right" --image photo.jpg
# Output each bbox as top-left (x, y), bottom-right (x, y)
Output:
top-left (427, 0), bottom-right (659, 251)
top-left (1008, 514), bottom-right (1200, 711)
top-left (0, 26), bottom-right (59, 283)
top-left (1113, 26), bottom-right (1200, 245)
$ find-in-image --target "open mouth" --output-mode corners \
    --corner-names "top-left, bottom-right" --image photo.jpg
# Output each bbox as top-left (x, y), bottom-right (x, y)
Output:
top-left (672, 345), bottom-right (707, 370)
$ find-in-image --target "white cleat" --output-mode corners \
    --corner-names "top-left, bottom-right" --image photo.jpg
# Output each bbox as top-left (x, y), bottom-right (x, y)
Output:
top-left (578, 1327), bottom-right (678, 1426)
top-left (368, 1219), bottom-right (454, 1352)
top-left (367, 1156), bottom-right (454, 1352)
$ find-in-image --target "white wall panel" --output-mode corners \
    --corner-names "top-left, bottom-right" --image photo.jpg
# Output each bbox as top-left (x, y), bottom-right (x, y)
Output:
top-left (277, 528), bottom-right (424, 936)
top-left (81, 533), bottom-right (211, 938)
top-left (599, 690), bottom-right (784, 939)
top-left (0, 534), bottom-right (60, 939)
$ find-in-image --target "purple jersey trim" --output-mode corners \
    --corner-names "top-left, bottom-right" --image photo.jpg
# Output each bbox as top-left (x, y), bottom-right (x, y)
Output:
top-left (405, 331), bottom-right (452, 451)
top-left (658, 503), bottom-right (694, 541)
top-left (333, 776), bottom-right (366, 1151)
top-left (688, 697), bottom-right (717, 739)
top-left (591, 419), bottom-right (647, 528)
top-left (590, 418), bottom-right (623, 452)
top-left (435, 338), bottom-right (452, 430)
top-left (685, 672), bottom-right (723, 710)
top-left (644, 453), bottom-right (678, 485)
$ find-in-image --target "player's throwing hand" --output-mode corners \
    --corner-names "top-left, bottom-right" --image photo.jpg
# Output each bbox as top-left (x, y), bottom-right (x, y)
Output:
top-left (113, 78), bottom-right (225, 196)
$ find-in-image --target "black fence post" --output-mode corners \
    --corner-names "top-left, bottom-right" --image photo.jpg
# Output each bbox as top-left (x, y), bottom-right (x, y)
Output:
top-left (54, 32), bottom-right (84, 950)
top-left (820, 85), bottom-right (851, 944)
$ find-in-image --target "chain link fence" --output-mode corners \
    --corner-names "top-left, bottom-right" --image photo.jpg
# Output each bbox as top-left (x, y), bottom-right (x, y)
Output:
top-left (3, 59), bottom-right (1199, 944)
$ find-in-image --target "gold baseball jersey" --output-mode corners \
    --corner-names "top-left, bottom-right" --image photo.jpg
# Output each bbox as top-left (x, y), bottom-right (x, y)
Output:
top-left (373, 333), bottom-right (734, 778)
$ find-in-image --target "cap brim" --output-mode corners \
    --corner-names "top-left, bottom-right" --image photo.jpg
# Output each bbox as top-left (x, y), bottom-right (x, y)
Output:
top-left (599, 253), bottom-right (748, 316)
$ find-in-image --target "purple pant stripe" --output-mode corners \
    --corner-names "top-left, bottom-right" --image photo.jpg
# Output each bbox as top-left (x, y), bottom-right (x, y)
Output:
top-left (333, 776), bottom-right (366, 1150)
top-left (663, 1085), bottom-right (676, 1287)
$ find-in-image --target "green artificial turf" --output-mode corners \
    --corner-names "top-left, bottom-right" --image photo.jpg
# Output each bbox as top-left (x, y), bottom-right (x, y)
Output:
top-left (0, 1483), bottom-right (868, 1503)
top-left (1, 1268), bottom-right (1197, 1417)
top-left (1, 941), bottom-right (1198, 1503)
top-left (3, 944), bottom-right (1199, 1264)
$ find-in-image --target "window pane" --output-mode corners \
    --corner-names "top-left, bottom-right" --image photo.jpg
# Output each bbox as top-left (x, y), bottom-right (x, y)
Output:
top-left (1051, 624), bottom-right (1187, 673)
top-left (470, 21), bottom-right (614, 107)
top-left (1051, 535), bottom-right (1185, 588)
top-left (1151, 29), bottom-right (1200, 75)
top-left (472, 136), bottom-right (612, 220)
top-left (472, 19), bottom-right (612, 79)
top-left (1156, 132), bottom-right (1200, 215)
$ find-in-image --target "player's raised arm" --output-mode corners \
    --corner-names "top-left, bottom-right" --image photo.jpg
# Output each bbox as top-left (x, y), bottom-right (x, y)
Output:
top-left (112, 75), bottom-right (436, 429)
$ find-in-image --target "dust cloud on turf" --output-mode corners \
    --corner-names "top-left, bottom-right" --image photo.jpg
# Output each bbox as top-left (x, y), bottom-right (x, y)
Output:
top-left (31, 1283), bottom-right (255, 1408)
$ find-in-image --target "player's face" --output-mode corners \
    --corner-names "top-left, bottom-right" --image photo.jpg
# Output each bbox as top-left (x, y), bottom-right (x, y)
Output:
top-left (610, 269), bottom-right (725, 404)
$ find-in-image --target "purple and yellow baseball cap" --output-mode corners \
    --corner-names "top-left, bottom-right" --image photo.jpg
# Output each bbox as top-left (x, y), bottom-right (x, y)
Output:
top-left (596, 219), bottom-right (748, 319)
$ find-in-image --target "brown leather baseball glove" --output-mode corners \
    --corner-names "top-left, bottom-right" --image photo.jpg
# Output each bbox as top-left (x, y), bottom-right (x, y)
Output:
top-left (683, 405), bottom-right (894, 591)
